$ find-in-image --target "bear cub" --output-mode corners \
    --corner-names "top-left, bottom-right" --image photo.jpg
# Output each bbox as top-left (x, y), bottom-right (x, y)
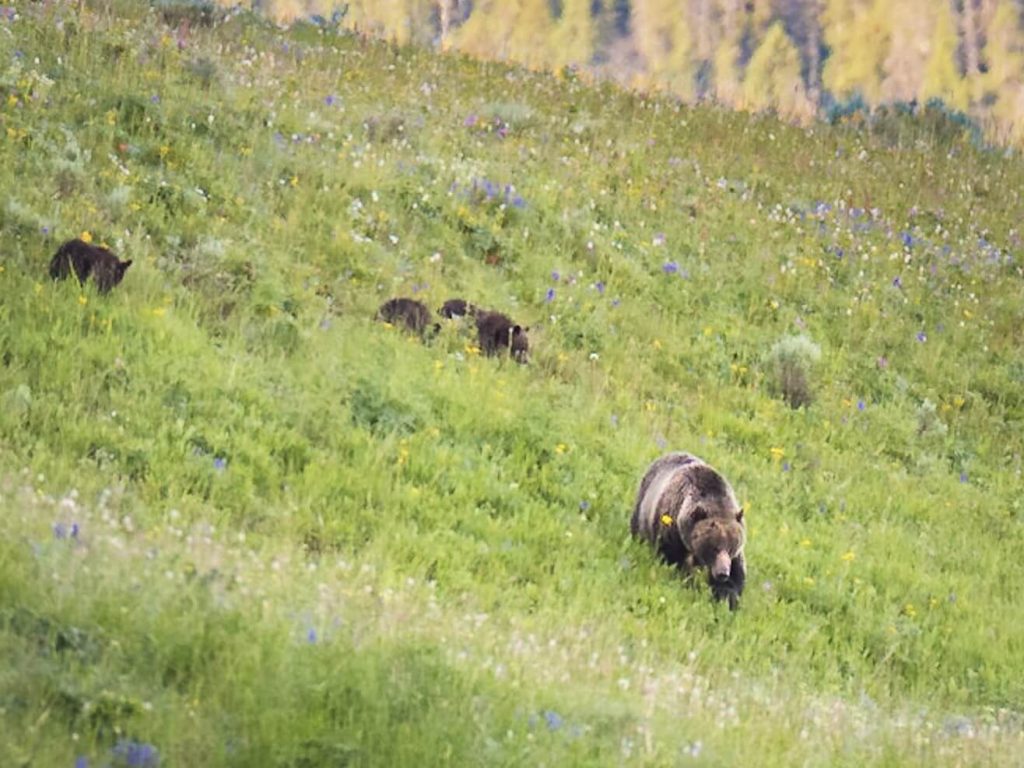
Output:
top-left (49, 238), bottom-right (133, 294)
top-left (631, 452), bottom-right (746, 610)
top-left (376, 297), bottom-right (438, 336)
top-left (474, 309), bottom-right (529, 364)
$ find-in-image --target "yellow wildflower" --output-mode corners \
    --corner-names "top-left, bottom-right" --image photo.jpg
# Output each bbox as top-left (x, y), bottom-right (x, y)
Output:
top-left (152, 307), bottom-right (166, 317)
top-left (80, 231), bottom-right (93, 244)
top-left (652, 339), bottom-right (662, 350)
top-left (106, 109), bottom-right (117, 126)
top-left (554, 443), bottom-right (568, 455)
top-left (803, 577), bottom-right (815, 586)
top-left (902, 603), bottom-right (917, 618)
top-left (841, 551), bottom-right (855, 562)
top-left (799, 538), bottom-right (811, 548)
top-left (78, 295), bottom-right (88, 306)
top-left (660, 514), bottom-right (673, 526)
top-left (769, 446), bottom-right (785, 462)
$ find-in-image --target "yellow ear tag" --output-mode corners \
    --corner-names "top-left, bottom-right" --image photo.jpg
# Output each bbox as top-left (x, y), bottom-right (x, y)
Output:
top-left (660, 514), bottom-right (673, 526)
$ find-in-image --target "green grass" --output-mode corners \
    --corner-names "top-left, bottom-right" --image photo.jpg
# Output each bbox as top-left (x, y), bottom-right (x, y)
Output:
top-left (1, 3), bottom-right (1023, 766)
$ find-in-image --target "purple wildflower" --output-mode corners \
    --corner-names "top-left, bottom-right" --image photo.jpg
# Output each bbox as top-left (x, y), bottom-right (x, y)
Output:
top-left (213, 457), bottom-right (227, 471)
top-left (877, 356), bottom-right (889, 370)
top-left (75, 757), bottom-right (89, 768)
top-left (652, 232), bottom-right (666, 247)
top-left (307, 628), bottom-right (318, 644)
top-left (111, 740), bottom-right (160, 768)
top-left (959, 472), bottom-right (968, 484)
top-left (150, 94), bottom-right (160, 104)
top-left (579, 500), bottom-right (590, 511)
top-left (551, 270), bottom-right (560, 283)
top-left (900, 231), bottom-right (914, 249)
top-left (324, 94), bottom-right (337, 106)
top-left (463, 114), bottom-right (477, 127)
top-left (71, 522), bottom-right (80, 539)
top-left (782, 461), bottom-right (791, 472)
top-left (892, 276), bottom-right (902, 288)
top-left (857, 400), bottom-right (866, 411)
top-left (543, 710), bottom-right (564, 730)
top-left (53, 522), bottom-right (67, 540)
top-left (662, 261), bottom-right (679, 275)
top-left (594, 281), bottom-right (605, 295)
top-left (611, 298), bottom-right (621, 308)
top-left (544, 288), bottom-right (555, 303)
top-left (916, 331), bottom-right (927, 343)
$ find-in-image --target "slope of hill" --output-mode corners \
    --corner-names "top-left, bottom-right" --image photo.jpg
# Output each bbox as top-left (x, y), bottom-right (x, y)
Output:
top-left (1, 3), bottom-right (1022, 765)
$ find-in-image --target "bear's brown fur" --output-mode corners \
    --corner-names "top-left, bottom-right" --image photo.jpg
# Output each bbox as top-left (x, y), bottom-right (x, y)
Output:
top-left (49, 238), bottom-right (133, 294)
top-left (376, 297), bottom-right (437, 336)
top-left (474, 309), bottom-right (529, 363)
top-left (631, 452), bottom-right (746, 610)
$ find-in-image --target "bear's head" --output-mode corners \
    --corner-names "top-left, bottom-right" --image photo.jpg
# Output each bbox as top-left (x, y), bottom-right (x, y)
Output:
top-left (689, 508), bottom-right (744, 582)
top-left (510, 325), bottom-right (529, 363)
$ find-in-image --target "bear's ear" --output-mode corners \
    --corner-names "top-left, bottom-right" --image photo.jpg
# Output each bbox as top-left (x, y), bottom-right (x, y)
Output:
top-left (736, 509), bottom-right (744, 524)
top-left (512, 324), bottom-right (522, 335)
top-left (120, 259), bottom-right (133, 271)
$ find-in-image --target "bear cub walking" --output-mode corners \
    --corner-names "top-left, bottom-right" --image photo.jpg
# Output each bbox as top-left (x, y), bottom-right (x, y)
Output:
top-left (49, 238), bottom-right (133, 294)
top-left (474, 310), bottom-right (529, 364)
top-left (376, 297), bottom-right (437, 336)
top-left (631, 452), bottom-right (746, 610)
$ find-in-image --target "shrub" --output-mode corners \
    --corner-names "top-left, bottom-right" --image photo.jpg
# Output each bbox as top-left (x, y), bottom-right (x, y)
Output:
top-left (765, 334), bottom-right (821, 409)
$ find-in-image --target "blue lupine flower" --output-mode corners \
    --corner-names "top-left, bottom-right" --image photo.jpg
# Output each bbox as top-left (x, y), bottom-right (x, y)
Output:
top-left (543, 710), bottom-right (564, 730)
top-left (916, 331), bottom-right (927, 343)
top-left (857, 400), bottom-right (866, 411)
top-left (959, 472), bottom-right (968, 483)
top-left (111, 740), bottom-right (160, 768)
top-left (324, 94), bottom-right (336, 106)
top-left (900, 231), bottom-right (914, 248)
top-left (594, 281), bottom-right (605, 295)
top-left (75, 757), bottom-right (89, 768)
top-left (662, 261), bottom-right (679, 274)
top-left (782, 461), bottom-right (791, 472)
top-left (545, 288), bottom-right (555, 302)
top-left (53, 522), bottom-right (66, 540)
top-left (551, 270), bottom-right (560, 282)
top-left (892, 276), bottom-right (902, 288)
top-left (307, 628), bottom-right (318, 644)
top-left (71, 522), bottom-right (80, 539)
top-left (213, 457), bottom-right (227, 471)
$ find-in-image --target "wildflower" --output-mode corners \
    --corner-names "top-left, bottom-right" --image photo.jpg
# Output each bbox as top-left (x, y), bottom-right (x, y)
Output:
top-left (857, 399), bottom-right (866, 411)
top-left (841, 551), bottom-right (855, 562)
top-left (543, 710), bottom-right (564, 730)
top-left (545, 287), bottom-right (555, 303)
top-left (551, 270), bottom-right (560, 282)
top-left (660, 514), bottom-right (673, 526)
top-left (959, 471), bottom-right (968, 483)
top-left (799, 538), bottom-right (811, 548)
top-left (150, 94), bottom-right (160, 104)
top-left (75, 757), bottom-right (88, 768)
top-left (78, 295), bottom-right (88, 306)
top-left (916, 331), bottom-right (927, 343)
top-left (554, 443), bottom-right (568, 454)
top-left (662, 261), bottom-right (679, 274)
top-left (80, 231), bottom-right (93, 244)
top-left (579, 500), bottom-right (590, 511)
top-left (213, 457), bottom-right (227, 471)
top-left (324, 94), bottom-right (336, 106)
top-left (611, 298), bottom-right (620, 308)
top-left (892, 276), bottom-right (902, 288)
top-left (782, 461), bottom-right (791, 472)
top-left (900, 231), bottom-right (914, 249)
top-left (877, 356), bottom-right (889, 370)
top-left (769, 446), bottom-right (785, 461)
top-left (110, 739), bottom-right (160, 768)
top-left (903, 603), bottom-right (917, 618)
top-left (463, 114), bottom-right (478, 127)
top-left (53, 522), bottom-right (67, 539)
top-left (803, 576), bottom-right (815, 585)
top-left (307, 628), bottom-right (318, 644)
top-left (594, 281), bottom-right (605, 294)
top-left (652, 232), bottom-right (666, 246)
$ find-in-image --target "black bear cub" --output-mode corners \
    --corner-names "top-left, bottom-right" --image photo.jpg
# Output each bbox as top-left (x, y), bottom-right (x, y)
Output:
top-left (474, 310), bottom-right (529, 364)
top-left (376, 297), bottom-right (437, 336)
top-left (49, 238), bottom-right (133, 294)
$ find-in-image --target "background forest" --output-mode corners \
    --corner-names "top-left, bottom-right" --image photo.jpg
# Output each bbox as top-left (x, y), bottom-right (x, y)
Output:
top-left (245, 0), bottom-right (1024, 145)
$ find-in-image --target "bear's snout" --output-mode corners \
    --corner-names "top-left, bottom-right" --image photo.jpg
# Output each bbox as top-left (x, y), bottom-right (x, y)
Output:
top-left (711, 551), bottom-right (732, 581)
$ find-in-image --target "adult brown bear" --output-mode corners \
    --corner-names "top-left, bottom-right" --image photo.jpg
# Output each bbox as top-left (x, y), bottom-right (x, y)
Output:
top-left (631, 452), bottom-right (746, 610)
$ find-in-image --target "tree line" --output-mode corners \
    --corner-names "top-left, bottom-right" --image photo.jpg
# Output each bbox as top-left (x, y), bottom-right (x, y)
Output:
top-left (257, 0), bottom-right (1024, 144)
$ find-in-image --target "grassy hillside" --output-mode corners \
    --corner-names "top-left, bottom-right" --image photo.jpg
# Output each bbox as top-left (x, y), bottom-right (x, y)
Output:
top-left (1, 3), bottom-right (1023, 766)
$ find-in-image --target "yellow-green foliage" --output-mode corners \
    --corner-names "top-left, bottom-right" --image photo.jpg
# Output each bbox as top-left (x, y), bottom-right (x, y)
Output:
top-left (1, 3), bottom-right (1023, 766)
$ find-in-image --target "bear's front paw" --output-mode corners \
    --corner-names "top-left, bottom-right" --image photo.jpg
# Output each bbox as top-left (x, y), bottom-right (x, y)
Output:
top-left (710, 580), bottom-right (741, 610)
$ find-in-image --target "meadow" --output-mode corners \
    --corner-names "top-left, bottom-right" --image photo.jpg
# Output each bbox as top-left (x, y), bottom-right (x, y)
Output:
top-left (1, 2), bottom-right (1023, 765)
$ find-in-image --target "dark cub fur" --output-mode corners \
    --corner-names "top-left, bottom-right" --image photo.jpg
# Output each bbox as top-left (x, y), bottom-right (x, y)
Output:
top-left (376, 297), bottom-right (436, 336)
top-left (474, 310), bottom-right (529, 363)
top-left (49, 239), bottom-right (133, 294)
top-left (438, 298), bottom-right (475, 319)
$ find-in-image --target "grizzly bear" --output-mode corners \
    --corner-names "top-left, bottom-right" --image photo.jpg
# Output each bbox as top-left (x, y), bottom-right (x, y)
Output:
top-left (376, 297), bottom-right (437, 336)
top-left (631, 452), bottom-right (746, 610)
top-left (49, 238), bottom-right (133, 294)
top-left (438, 298), bottom-right (475, 319)
top-left (474, 309), bottom-right (529, 363)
